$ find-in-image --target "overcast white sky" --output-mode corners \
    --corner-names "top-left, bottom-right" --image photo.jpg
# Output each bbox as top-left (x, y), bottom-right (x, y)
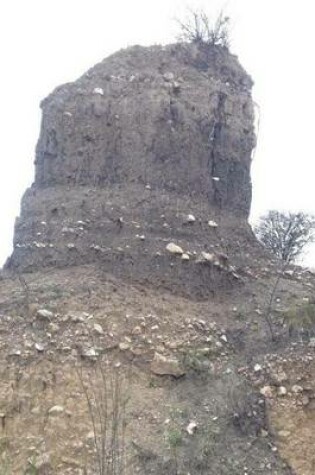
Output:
top-left (1, 0), bottom-right (315, 267)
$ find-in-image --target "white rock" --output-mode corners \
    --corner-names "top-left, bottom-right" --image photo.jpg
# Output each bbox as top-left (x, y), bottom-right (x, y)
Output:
top-left (186, 421), bottom-right (198, 435)
top-left (9, 349), bottom-right (21, 356)
top-left (212, 176), bottom-right (220, 182)
top-left (181, 253), bottom-right (190, 261)
top-left (254, 364), bottom-right (262, 372)
top-left (198, 252), bottom-right (215, 263)
top-left (186, 214), bottom-right (196, 223)
top-left (37, 309), bottom-right (54, 320)
top-left (48, 405), bottom-right (64, 415)
top-left (35, 343), bottom-right (45, 352)
top-left (93, 323), bottom-right (104, 335)
top-left (83, 348), bottom-right (97, 358)
top-left (93, 87), bottom-right (104, 95)
top-left (278, 386), bottom-right (287, 396)
top-left (166, 243), bottom-right (184, 255)
top-left (208, 220), bottom-right (218, 228)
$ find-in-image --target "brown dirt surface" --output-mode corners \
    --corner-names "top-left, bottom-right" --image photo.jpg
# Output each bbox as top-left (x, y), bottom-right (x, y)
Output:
top-left (0, 264), bottom-right (314, 474)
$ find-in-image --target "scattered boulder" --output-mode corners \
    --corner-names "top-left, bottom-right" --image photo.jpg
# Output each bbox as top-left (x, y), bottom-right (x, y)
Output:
top-left (185, 214), bottom-right (196, 224)
top-left (93, 323), bottom-right (104, 335)
top-left (277, 386), bottom-right (287, 397)
top-left (166, 243), bottom-right (184, 255)
top-left (186, 421), bottom-right (198, 435)
top-left (150, 352), bottom-right (185, 378)
top-left (196, 252), bottom-right (215, 264)
top-left (36, 309), bottom-right (54, 321)
top-left (48, 405), bottom-right (64, 415)
top-left (260, 386), bottom-right (273, 398)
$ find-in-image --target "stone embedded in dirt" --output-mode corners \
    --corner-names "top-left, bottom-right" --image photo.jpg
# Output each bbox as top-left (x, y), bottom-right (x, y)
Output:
top-left (93, 87), bottom-right (104, 95)
top-left (150, 352), bottom-right (185, 377)
top-left (277, 430), bottom-right (291, 439)
top-left (270, 369), bottom-right (288, 385)
top-left (9, 349), bottom-right (21, 356)
top-left (301, 395), bottom-right (310, 406)
top-left (119, 342), bottom-right (131, 351)
top-left (260, 386), bottom-right (273, 398)
top-left (132, 325), bottom-right (142, 335)
top-left (35, 343), bottom-right (45, 352)
top-left (308, 338), bottom-right (315, 348)
top-left (284, 269), bottom-right (294, 277)
top-left (93, 323), bottom-right (104, 335)
top-left (48, 322), bottom-right (60, 333)
top-left (36, 309), bottom-right (54, 320)
top-left (208, 220), bottom-right (218, 228)
top-left (163, 72), bottom-right (175, 82)
top-left (254, 364), bottom-right (262, 372)
top-left (186, 421), bottom-right (198, 435)
top-left (86, 430), bottom-right (95, 441)
top-left (260, 429), bottom-right (269, 438)
top-left (185, 214), bottom-right (196, 223)
top-left (181, 253), bottom-right (190, 261)
top-left (82, 347), bottom-right (98, 359)
top-left (166, 243), bottom-right (184, 255)
top-left (48, 405), bottom-right (64, 415)
top-left (277, 386), bottom-right (287, 396)
top-left (197, 252), bottom-right (215, 264)
top-left (291, 384), bottom-right (303, 394)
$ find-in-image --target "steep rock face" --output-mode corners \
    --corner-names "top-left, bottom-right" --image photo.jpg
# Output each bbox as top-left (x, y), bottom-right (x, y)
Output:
top-left (8, 43), bottom-right (257, 297)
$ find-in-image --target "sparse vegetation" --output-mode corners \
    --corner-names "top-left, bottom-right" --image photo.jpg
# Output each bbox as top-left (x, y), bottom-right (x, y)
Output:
top-left (165, 423), bottom-right (182, 475)
top-left (76, 359), bottom-right (130, 475)
top-left (177, 9), bottom-right (230, 48)
top-left (284, 301), bottom-right (315, 340)
top-left (255, 210), bottom-right (315, 263)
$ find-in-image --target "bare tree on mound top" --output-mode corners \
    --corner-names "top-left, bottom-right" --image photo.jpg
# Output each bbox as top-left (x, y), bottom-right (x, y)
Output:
top-left (255, 210), bottom-right (315, 264)
top-left (177, 9), bottom-right (230, 49)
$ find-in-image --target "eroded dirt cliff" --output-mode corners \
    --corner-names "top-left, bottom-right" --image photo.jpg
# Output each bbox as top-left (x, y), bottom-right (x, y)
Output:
top-left (8, 43), bottom-right (257, 298)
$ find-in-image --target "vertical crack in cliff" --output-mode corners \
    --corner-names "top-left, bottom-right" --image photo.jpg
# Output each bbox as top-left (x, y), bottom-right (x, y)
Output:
top-left (208, 90), bottom-right (227, 212)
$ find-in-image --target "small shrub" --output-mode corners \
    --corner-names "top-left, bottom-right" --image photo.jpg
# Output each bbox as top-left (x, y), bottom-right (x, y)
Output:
top-left (166, 428), bottom-right (182, 449)
top-left (181, 348), bottom-right (212, 374)
top-left (284, 302), bottom-right (315, 340)
top-left (177, 9), bottom-right (230, 49)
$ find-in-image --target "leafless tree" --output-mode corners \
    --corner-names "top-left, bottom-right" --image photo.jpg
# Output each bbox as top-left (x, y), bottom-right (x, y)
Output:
top-left (177, 9), bottom-right (230, 48)
top-left (255, 210), bottom-right (315, 263)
